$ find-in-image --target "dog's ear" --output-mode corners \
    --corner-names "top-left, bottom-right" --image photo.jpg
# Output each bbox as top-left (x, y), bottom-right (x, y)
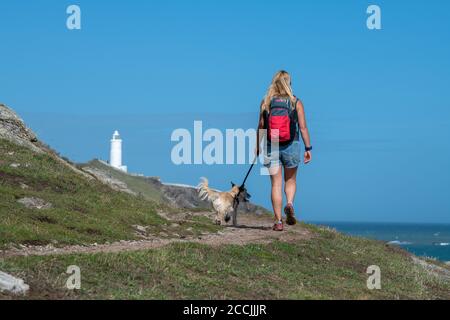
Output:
top-left (231, 182), bottom-right (236, 187)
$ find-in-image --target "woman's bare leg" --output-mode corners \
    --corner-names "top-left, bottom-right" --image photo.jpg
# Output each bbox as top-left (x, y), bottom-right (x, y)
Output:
top-left (284, 166), bottom-right (298, 205)
top-left (269, 165), bottom-right (283, 221)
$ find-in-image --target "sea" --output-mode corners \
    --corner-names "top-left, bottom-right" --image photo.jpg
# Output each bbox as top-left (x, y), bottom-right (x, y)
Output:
top-left (313, 222), bottom-right (450, 263)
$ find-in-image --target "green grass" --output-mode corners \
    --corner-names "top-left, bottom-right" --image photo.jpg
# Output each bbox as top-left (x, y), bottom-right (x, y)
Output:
top-left (80, 159), bottom-right (165, 203)
top-left (1, 137), bottom-right (449, 300)
top-left (0, 139), bottom-right (215, 248)
top-left (1, 225), bottom-right (449, 300)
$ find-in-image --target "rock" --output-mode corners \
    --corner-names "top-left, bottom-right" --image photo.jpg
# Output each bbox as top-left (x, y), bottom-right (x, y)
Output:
top-left (20, 183), bottom-right (29, 190)
top-left (0, 271), bottom-right (29, 295)
top-left (133, 225), bottom-right (147, 233)
top-left (10, 163), bottom-right (20, 168)
top-left (82, 166), bottom-right (136, 195)
top-left (1, 104), bottom-right (94, 181)
top-left (412, 256), bottom-right (450, 281)
top-left (17, 197), bottom-right (52, 210)
top-left (0, 104), bottom-right (42, 153)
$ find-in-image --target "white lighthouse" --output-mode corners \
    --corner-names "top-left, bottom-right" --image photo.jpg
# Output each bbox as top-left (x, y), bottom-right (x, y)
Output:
top-left (110, 130), bottom-right (127, 172)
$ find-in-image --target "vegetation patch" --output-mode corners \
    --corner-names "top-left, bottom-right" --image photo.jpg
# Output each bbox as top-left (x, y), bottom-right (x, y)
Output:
top-left (0, 139), bottom-right (217, 248)
top-left (1, 227), bottom-right (449, 300)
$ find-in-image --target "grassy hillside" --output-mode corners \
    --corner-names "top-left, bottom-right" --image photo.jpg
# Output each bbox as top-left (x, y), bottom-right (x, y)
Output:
top-left (80, 159), bottom-right (166, 203)
top-left (80, 159), bottom-right (270, 215)
top-left (1, 136), bottom-right (450, 300)
top-left (0, 138), bottom-right (216, 248)
top-left (1, 225), bottom-right (449, 299)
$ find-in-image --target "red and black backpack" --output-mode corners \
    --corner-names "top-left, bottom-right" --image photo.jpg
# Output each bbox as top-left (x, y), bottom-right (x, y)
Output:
top-left (263, 97), bottom-right (299, 145)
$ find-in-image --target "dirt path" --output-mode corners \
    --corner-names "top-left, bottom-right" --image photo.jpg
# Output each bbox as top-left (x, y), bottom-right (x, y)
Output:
top-left (0, 214), bottom-right (313, 258)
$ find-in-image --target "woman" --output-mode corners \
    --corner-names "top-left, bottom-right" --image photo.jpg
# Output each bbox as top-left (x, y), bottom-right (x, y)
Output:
top-left (256, 70), bottom-right (312, 231)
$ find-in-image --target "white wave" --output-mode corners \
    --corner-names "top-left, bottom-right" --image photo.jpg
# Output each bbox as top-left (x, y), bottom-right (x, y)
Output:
top-left (433, 242), bottom-right (450, 246)
top-left (387, 240), bottom-right (412, 246)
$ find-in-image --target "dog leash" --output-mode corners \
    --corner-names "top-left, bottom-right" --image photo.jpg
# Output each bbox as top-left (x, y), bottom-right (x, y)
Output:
top-left (231, 156), bottom-right (258, 224)
top-left (234, 156), bottom-right (258, 204)
top-left (241, 156), bottom-right (257, 188)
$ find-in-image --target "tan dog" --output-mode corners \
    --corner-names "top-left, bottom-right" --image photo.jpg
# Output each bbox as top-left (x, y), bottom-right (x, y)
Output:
top-left (197, 177), bottom-right (242, 225)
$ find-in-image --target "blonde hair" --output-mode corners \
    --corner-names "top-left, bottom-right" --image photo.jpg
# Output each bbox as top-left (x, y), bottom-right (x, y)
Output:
top-left (261, 70), bottom-right (296, 112)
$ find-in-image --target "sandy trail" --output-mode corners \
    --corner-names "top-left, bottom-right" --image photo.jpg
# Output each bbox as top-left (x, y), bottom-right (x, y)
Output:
top-left (0, 214), bottom-right (312, 258)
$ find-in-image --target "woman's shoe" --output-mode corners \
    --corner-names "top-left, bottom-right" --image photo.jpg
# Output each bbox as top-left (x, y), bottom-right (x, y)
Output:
top-left (272, 222), bottom-right (284, 231)
top-left (284, 204), bottom-right (297, 226)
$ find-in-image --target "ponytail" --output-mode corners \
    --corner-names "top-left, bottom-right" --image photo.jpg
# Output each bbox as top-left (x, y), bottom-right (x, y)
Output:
top-left (261, 71), bottom-right (296, 112)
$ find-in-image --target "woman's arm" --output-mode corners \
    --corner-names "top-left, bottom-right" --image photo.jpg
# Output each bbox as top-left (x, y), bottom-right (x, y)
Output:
top-left (296, 99), bottom-right (312, 164)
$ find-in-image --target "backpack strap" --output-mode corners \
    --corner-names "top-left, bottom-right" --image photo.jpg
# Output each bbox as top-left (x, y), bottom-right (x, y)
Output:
top-left (263, 109), bottom-right (268, 129)
top-left (290, 97), bottom-right (299, 137)
top-left (290, 97), bottom-right (299, 117)
top-left (291, 97), bottom-right (299, 110)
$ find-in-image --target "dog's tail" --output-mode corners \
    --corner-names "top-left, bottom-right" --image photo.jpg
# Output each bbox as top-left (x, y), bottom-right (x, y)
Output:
top-left (197, 177), bottom-right (219, 202)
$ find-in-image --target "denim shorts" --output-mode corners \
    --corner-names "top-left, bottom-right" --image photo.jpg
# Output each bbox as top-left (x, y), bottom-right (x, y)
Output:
top-left (264, 140), bottom-right (301, 169)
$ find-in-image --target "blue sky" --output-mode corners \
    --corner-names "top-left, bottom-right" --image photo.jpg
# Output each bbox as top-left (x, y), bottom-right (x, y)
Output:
top-left (1, 0), bottom-right (450, 223)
